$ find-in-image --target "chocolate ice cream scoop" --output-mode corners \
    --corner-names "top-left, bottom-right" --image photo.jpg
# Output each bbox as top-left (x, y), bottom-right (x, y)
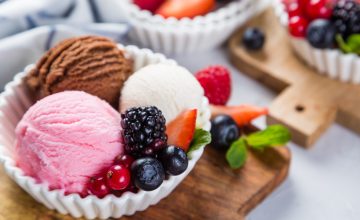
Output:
top-left (26, 36), bottom-right (133, 107)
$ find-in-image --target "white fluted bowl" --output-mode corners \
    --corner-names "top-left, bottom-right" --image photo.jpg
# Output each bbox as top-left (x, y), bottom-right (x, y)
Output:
top-left (117, 0), bottom-right (271, 54)
top-left (273, 0), bottom-right (360, 83)
top-left (0, 45), bottom-right (211, 219)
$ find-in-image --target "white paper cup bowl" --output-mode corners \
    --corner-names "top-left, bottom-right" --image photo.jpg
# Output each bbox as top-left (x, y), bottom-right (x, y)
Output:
top-left (273, 0), bottom-right (360, 84)
top-left (117, 0), bottom-right (271, 54)
top-left (0, 45), bottom-right (211, 219)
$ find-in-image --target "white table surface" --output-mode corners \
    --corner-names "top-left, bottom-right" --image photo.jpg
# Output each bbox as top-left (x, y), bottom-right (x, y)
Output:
top-left (173, 47), bottom-right (360, 220)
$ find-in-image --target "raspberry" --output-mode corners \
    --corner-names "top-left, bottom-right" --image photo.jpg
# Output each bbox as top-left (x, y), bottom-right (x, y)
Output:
top-left (195, 65), bottom-right (231, 105)
top-left (121, 106), bottom-right (167, 158)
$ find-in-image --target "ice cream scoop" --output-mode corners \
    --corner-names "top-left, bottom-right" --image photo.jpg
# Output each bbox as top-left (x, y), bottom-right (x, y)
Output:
top-left (119, 64), bottom-right (204, 122)
top-left (26, 36), bottom-right (133, 107)
top-left (15, 91), bottom-right (123, 195)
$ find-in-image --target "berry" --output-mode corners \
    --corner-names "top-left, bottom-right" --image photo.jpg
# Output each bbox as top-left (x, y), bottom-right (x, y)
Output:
top-left (242, 27), bottom-right (266, 50)
top-left (133, 0), bottom-right (165, 13)
top-left (125, 182), bottom-right (139, 193)
top-left (121, 106), bottom-right (167, 157)
top-left (288, 16), bottom-right (309, 37)
top-left (166, 109), bottom-right (197, 152)
top-left (160, 146), bottom-right (188, 175)
top-left (112, 182), bottom-right (138, 197)
top-left (106, 165), bottom-right (131, 190)
top-left (114, 154), bottom-right (135, 168)
top-left (131, 157), bottom-right (165, 191)
top-left (287, 2), bottom-right (303, 17)
top-left (298, 0), bottom-right (310, 12)
top-left (143, 139), bottom-right (167, 156)
top-left (306, 19), bottom-right (336, 48)
top-left (88, 176), bottom-right (110, 198)
top-left (210, 105), bottom-right (268, 127)
top-left (195, 65), bottom-right (231, 105)
top-left (332, 0), bottom-right (360, 38)
top-left (306, 0), bottom-right (333, 20)
top-left (149, 139), bottom-right (167, 151)
top-left (210, 115), bottom-right (239, 150)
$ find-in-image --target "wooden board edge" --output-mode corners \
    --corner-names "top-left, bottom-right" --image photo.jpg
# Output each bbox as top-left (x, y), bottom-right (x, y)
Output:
top-left (238, 147), bottom-right (291, 216)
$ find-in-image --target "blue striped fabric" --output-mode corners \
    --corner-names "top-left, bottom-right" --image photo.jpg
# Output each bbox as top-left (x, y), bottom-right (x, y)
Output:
top-left (0, 0), bottom-right (131, 90)
top-left (0, 0), bottom-right (129, 39)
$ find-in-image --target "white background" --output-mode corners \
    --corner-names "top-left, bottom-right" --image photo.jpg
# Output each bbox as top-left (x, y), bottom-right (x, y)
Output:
top-left (174, 47), bottom-right (360, 220)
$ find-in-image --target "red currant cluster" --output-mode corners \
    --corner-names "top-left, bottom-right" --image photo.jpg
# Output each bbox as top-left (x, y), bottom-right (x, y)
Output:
top-left (285, 0), bottom-right (334, 37)
top-left (88, 155), bottom-right (135, 198)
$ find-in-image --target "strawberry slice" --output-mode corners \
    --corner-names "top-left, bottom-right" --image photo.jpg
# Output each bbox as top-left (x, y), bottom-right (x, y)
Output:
top-left (211, 105), bottom-right (268, 127)
top-left (156, 0), bottom-right (215, 19)
top-left (166, 109), bottom-right (197, 152)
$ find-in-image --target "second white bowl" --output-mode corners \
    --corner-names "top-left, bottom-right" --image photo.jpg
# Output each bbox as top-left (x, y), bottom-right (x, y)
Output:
top-left (273, 0), bottom-right (360, 84)
top-left (118, 0), bottom-right (271, 54)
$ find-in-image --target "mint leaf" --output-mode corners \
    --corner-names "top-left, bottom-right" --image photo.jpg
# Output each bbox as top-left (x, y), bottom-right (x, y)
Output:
top-left (336, 34), bottom-right (352, 53)
top-left (336, 34), bottom-right (360, 54)
top-left (226, 138), bottom-right (247, 169)
top-left (187, 129), bottom-right (211, 157)
top-left (347, 34), bottom-right (360, 55)
top-left (245, 125), bottom-right (291, 150)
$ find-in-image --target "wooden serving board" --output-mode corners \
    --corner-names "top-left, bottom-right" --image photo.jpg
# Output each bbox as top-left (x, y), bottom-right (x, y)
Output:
top-left (229, 8), bottom-right (360, 147)
top-left (0, 127), bottom-right (290, 220)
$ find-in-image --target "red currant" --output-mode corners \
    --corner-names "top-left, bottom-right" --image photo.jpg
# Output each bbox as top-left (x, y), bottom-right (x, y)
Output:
top-left (288, 16), bottom-right (309, 37)
top-left (112, 190), bottom-right (123, 197)
top-left (306, 0), bottom-right (333, 19)
top-left (298, 0), bottom-right (310, 12)
top-left (125, 182), bottom-right (138, 193)
top-left (287, 2), bottom-right (303, 17)
top-left (88, 176), bottom-right (110, 198)
top-left (106, 165), bottom-right (131, 190)
top-left (114, 154), bottom-right (135, 168)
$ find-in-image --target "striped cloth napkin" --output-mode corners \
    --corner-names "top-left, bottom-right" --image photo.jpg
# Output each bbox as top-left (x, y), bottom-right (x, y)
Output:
top-left (0, 0), bottom-right (130, 90)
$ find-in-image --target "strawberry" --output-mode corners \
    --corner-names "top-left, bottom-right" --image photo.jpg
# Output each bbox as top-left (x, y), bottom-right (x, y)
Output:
top-left (166, 109), bottom-right (197, 152)
top-left (210, 105), bottom-right (268, 127)
top-left (195, 65), bottom-right (231, 105)
top-left (156, 0), bottom-right (215, 19)
top-left (133, 0), bottom-right (165, 13)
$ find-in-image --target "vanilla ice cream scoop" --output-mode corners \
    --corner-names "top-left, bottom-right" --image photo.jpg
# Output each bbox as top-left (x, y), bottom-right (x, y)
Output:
top-left (119, 64), bottom-right (204, 122)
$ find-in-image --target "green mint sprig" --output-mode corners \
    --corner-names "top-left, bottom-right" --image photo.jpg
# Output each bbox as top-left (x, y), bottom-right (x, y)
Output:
top-left (246, 125), bottom-right (291, 150)
top-left (226, 125), bottom-right (291, 169)
top-left (226, 138), bottom-right (247, 169)
top-left (336, 34), bottom-right (360, 55)
top-left (187, 128), bottom-right (211, 158)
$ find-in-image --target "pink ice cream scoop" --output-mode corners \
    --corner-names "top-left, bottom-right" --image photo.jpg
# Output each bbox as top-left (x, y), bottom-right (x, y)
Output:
top-left (15, 91), bottom-right (123, 195)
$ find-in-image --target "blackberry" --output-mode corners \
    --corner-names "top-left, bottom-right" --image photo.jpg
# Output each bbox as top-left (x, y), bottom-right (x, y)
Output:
top-left (332, 0), bottom-right (360, 38)
top-left (121, 106), bottom-right (167, 157)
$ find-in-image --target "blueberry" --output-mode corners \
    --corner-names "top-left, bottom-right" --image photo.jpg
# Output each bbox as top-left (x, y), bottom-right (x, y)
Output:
top-left (306, 19), bottom-right (335, 49)
top-left (210, 115), bottom-right (239, 150)
top-left (160, 146), bottom-right (188, 176)
top-left (242, 27), bottom-right (265, 50)
top-left (131, 157), bottom-right (165, 191)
